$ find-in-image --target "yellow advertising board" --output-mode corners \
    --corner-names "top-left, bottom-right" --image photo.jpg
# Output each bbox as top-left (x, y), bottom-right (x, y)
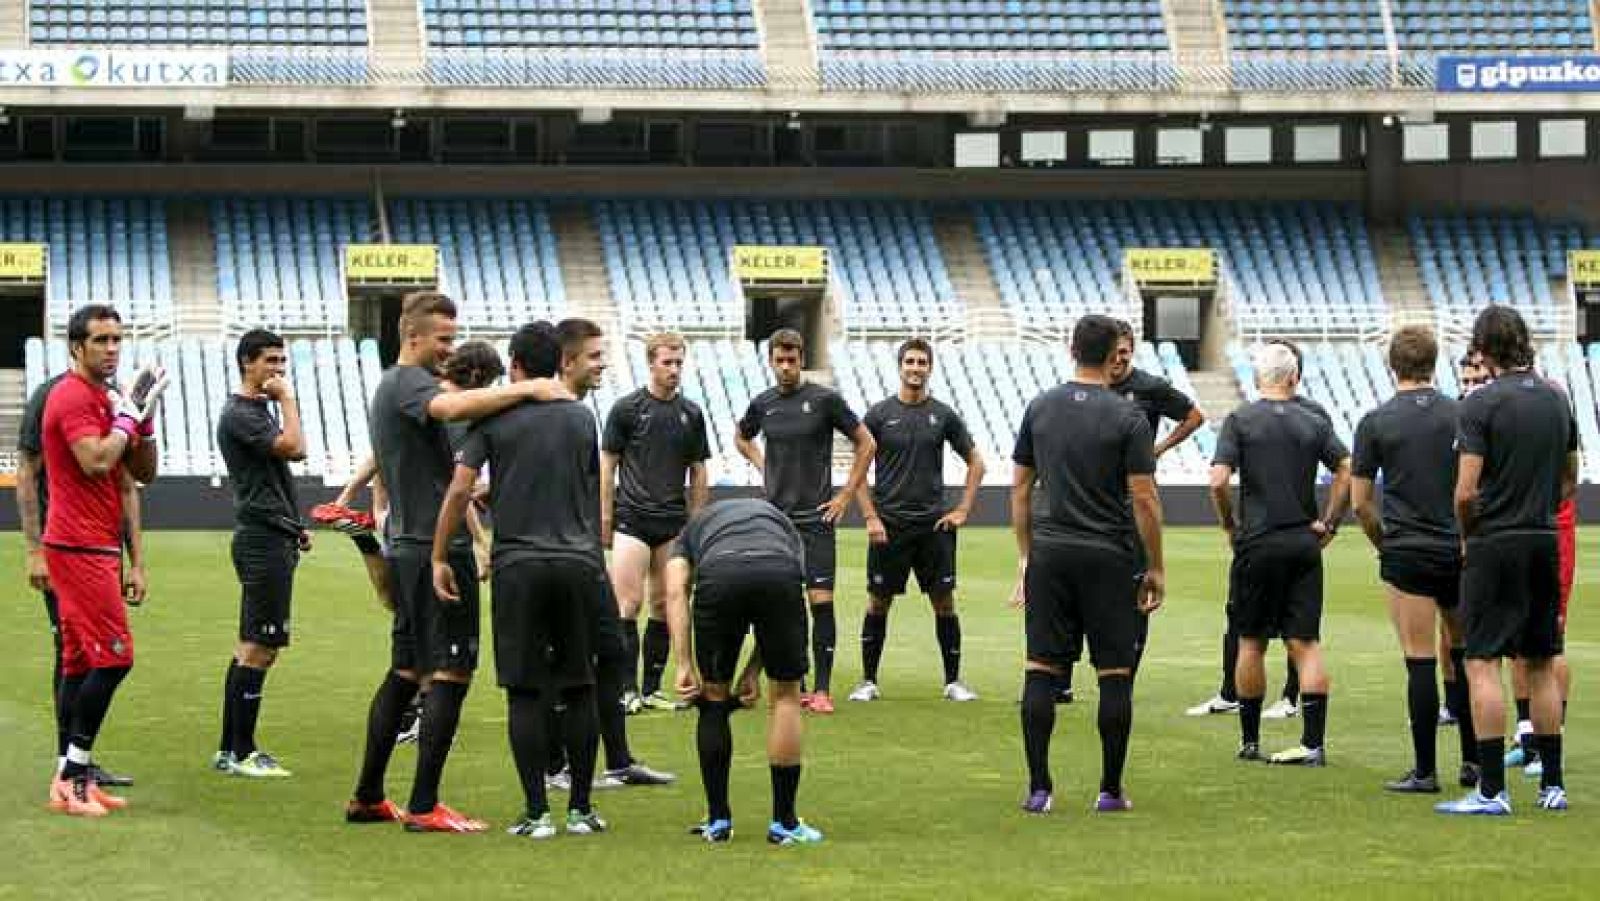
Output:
top-left (345, 244), bottom-right (439, 283)
top-left (0, 243), bottom-right (48, 280)
top-left (1570, 249), bottom-right (1600, 288)
top-left (1125, 248), bottom-right (1216, 285)
top-left (733, 245), bottom-right (828, 283)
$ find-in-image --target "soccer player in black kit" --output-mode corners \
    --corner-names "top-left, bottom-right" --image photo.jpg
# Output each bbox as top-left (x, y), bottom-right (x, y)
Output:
top-left (735, 328), bottom-right (876, 715)
top-left (1210, 341), bottom-right (1350, 767)
top-left (1437, 305), bottom-right (1575, 816)
top-left (1352, 325), bottom-right (1479, 793)
top-left (849, 337), bottom-right (985, 703)
top-left (602, 331), bottom-right (711, 713)
top-left (1057, 319), bottom-right (1204, 702)
top-left (664, 498), bottom-right (823, 845)
top-left (434, 320), bottom-right (614, 838)
top-left (213, 329), bottom-right (308, 779)
top-left (344, 292), bottom-right (570, 833)
top-left (1012, 315), bottom-right (1166, 815)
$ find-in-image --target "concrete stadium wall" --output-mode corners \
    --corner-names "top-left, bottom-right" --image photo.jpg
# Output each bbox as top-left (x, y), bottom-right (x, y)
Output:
top-left (8, 481), bottom-right (1600, 531)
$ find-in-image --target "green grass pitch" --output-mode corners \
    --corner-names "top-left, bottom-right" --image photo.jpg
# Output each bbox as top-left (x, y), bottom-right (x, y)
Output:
top-left (1, 528), bottom-right (1595, 899)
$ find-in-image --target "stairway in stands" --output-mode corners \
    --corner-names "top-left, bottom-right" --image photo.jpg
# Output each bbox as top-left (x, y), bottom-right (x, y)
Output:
top-left (933, 210), bottom-right (1014, 337)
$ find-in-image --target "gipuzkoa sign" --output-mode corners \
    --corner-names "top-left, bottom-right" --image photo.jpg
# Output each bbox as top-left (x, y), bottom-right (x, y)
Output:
top-left (0, 49), bottom-right (228, 87)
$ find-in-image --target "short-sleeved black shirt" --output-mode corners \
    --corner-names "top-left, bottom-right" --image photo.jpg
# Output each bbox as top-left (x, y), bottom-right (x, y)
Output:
top-left (863, 395), bottom-right (976, 527)
top-left (1213, 398), bottom-right (1350, 547)
top-left (369, 364), bottom-right (462, 549)
top-left (1352, 388), bottom-right (1460, 552)
top-left (459, 398), bottom-right (604, 570)
top-left (737, 382), bottom-right (861, 526)
top-left (1012, 382), bottom-right (1157, 557)
top-left (218, 394), bottom-right (301, 534)
top-left (1456, 371), bottom-right (1578, 538)
top-left (1111, 367), bottom-right (1196, 438)
top-left (672, 498), bottom-right (803, 586)
top-left (602, 388), bottom-right (711, 521)
top-left (17, 373), bottom-right (65, 518)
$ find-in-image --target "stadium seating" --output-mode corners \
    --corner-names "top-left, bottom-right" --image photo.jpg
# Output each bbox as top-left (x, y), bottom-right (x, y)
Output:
top-left (1408, 213), bottom-right (1597, 334)
top-left (1392, 0), bottom-right (1595, 55)
top-left (594, 199), bottom-right (960, 332)
top-left (421, 0), bottom-right (766, 88)
top-left (974, 200), bottom-right (1386, 335)
top-left (24, 334), bottom-right (382, 480)
top-left (0, 196), bottom-right (172, 329)
top-left (812, 0), bottom-right (1178, 92)
top-left (28, 1), bottom-right (371, 83)
top-left (1224, 0), bottom-right (1394, 90)
top-left (213, 197), bottom-right (373, 331)
top-left (388, 199), bottom-right (568, 328)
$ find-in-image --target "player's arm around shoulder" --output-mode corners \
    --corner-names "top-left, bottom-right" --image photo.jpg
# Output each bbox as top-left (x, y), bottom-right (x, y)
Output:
top-left (426, 376), bottom-right (572, 422)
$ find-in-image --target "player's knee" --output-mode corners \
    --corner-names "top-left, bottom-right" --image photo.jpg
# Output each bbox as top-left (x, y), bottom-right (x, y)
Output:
top-left (240, 644), bottom-right (279, 668)
top-left (700, 683), bottom-right (731, 703)
top-left (808, 590), bottom-right (834, 606)
top-left (929, 593), bottom-right (956, 616)
top-left (1024, 659), bottom-right (1063, 677)
top-left (867, 595), bottom-right (893, 615)
top-left (769, 679), bottom-right (803, 701)
top-left (432, 668), bottom-right (472, 685)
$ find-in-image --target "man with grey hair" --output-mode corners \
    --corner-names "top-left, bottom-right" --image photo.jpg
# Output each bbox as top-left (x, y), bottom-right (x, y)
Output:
top-left (1210, 342), bottom-right (1351, 767)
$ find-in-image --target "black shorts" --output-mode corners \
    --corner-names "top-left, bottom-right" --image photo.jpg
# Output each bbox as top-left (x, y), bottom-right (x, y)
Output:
top-left (492, 558), bottom-right (606, 691)
top-left (589, 577), bottom-right (630, 669)
top-left (43, 589), bottom-right (60, 634)
top-left (232, 530), bottom-right (299, 648)
top-left (1380, 545), bottom-right (1462, 610)
top-left (694, 572), bottom-right (808, 684)
top-left (1229, 529), bottom-right (1323, 642)
top-left (390, 544), bottom-right (480, 675)
top-left (614, 509), bottom-right (685, 549)
top-left (1025, 542), bottom-right (1141, 672)
top-left (867, 522), bottom-right (956, 597)
top-left (1462, 531), bottom-right (1563, 660)
top-left (796, 523), bottom-right (837, 592)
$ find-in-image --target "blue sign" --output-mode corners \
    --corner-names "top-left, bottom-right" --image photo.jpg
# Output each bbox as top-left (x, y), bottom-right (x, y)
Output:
top-left (1438, 56), bottom-right (1600, 92)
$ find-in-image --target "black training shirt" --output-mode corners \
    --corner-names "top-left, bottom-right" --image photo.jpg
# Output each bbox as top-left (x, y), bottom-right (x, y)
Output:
top-left (672, 497), bottom-right (803, 586)
top-left (1352, 387), bottom-right (1459, 552)
top-left (369, 364), bottom-right (463, 548)
top-left (738, 382), bottom-right (860, 526)
top-left (1012, 382), bottom-right (1156, 557)
top-left (459, 398), bottom-right (604, 570)
top-left (1112, 367), bottom-right (1196, 438)
top-left (17, 373), bottom-right (65, 519)
top-left (863, 395), bottom-right (976, 526)
top-left (602, 388), bottom-right (711, 521)
top-left (218, 394), bottom-right (301, 534)
top-left (1456, 372), bottom-right (1578, 538)
top-left (1213, 398), bottom-right (1349, 547)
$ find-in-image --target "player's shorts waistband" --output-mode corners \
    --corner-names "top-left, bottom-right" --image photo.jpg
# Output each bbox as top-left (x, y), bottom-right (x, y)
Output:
top-left (43, 541), bottom-right (121, 558)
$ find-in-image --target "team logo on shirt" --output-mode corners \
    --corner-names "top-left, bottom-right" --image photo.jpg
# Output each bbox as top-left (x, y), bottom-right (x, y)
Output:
top-left (1073, 391), bottom-right (1087, 402)
top-left (802, 401), bottom-right (812, 414)
top-left (929, 414), bottom-right (939, 426)
top-left (680, 412), bottom-right (689, 426)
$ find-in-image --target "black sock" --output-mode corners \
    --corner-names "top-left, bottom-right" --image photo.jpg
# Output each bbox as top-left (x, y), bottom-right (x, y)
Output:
top-left (507, 689), bottom-right (552, 818)
top-left (62, 666), bottom-right (131, 780)
top-left (641, 618), bottom-right (671, 698)
top-left (545, 704), bottom-right (568, 776)
top-left (1020, 671), bottom-right (1056, 792)
top-left (351, 533), bottom-right (382, 556)
top-left (1404, 658), bottom-right (1438, 777)
top-left (1515, 697), bottom-right (1531, 723)
top-left (229, 664), bottom-right (268, 759)
top-left (50, 615), bottom-right (67, 759)
top-left (1097, 674), bottom-right (1133, 796)
top-left (218, 659), bottom-right (238, 755)
top-left (697, 699), bottom-right (735, 822)
top-left (1536, 734), bottom-right (1565, 790)
top-left (57, 674), bottom-right (83, 760)
top-left (1478, 737), bottom-right (1506, 798)
top-left (1239, 695), bottom-right (1264, 746)
top-left (770, 764), bottom-right (801, 830)
top-left (355, 671), bottom-right (416, 805)
top-left (1220, 631), bottom-right (1239, 702)
top-left (861, 612), bottom-right (888, 683)
top-left (1282, 658), bottom-right (1301, 705)
top-left (811, 603), bottom-right (837, 694)
top-left (1299, 692), bottom-right (1328, 749)
top-left (408, 680), bottom-right (468, 815)
top-left (936, 615), bottom-right (962, 684)
top-left (621, 619), bottom-right (641, 697)
top-left (596, 644), bottom-right (634, 771)
top-left (562, 686), bottom-right (600, 814)
top-left (1446, 650), bottom-right (1477, 765)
